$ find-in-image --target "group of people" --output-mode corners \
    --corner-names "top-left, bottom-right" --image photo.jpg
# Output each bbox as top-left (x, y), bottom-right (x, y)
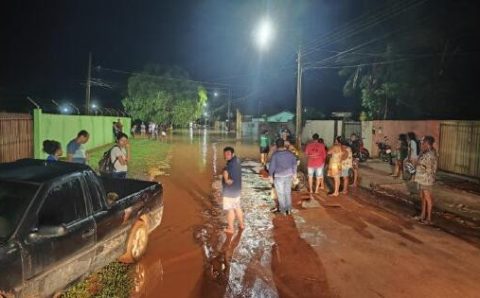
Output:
top-left (131, 121), bottom-right (167, 139)
top-left (390, 132), bottom-right (420, 179)
top-left (217, 129), bottom-right (439, 235)
top-left (261, 130), bottom-right (359, 215)
top-left (42, 128), bottom-right (131, 178)
top-left (388, 132), bottom-right (438, 224)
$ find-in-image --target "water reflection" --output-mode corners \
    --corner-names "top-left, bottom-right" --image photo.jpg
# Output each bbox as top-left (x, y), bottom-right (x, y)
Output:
top-left (212, 143), bottom-right (218, 176)
top-left (131, 258), bottom-right (164, 298)
top-left (208, 230), bottom-right (243, 283)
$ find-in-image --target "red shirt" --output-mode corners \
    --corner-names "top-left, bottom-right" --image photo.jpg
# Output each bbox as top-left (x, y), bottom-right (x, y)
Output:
top-left (305, 141), bottom-right (327, 168)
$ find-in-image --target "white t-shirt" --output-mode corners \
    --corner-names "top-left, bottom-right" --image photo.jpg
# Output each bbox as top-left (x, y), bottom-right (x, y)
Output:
top-left (110, 146), bottom-right (128, 172)
top-left (410, 140), bottom-right (418, 160)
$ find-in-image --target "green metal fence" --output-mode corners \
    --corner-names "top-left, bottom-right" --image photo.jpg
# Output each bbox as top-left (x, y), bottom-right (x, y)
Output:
top-left (33, 109), bottom-right (131, 159)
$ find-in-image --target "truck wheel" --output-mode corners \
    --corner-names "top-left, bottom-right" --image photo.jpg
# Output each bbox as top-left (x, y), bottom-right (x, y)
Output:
top-left (120, 221), bottom-right (149, 263)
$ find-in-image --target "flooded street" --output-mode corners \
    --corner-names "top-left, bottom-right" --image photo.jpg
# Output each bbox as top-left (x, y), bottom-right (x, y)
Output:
top-left (136, 130), bottom-right (480, 298)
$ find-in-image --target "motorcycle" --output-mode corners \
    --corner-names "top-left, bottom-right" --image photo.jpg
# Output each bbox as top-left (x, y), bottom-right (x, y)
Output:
top-left (351, 138), bottom-right (370, 162)
top-left (376, 136), bottom-right (394, 165)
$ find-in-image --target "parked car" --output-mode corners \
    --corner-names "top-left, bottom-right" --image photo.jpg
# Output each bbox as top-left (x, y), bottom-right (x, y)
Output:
top-left (0, 159), bottom-right (164, 298)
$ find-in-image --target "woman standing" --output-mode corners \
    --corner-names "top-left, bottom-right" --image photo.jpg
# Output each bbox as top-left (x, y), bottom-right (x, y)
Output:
top-left (327, 136), bottom-right (345, 197)
top-left (110, 133), bottom-right (130, 178)
top-left (414, 136), bottom-right (438, 224)
top-left (391, 134), bottom-right (408, 178)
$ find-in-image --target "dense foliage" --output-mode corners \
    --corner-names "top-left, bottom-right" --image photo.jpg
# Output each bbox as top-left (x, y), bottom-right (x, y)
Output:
top-left (123, 65), bottom-right (207, 126)
top-left (332, 0), bottom-right (478, 120)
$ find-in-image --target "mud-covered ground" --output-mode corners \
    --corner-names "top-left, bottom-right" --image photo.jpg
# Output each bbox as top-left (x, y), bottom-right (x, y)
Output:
top-left (137, 130), bottom-right (480, 298)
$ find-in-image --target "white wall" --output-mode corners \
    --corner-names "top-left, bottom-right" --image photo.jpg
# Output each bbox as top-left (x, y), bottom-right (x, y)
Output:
top-left (302, 120), bottom-right (337, 147)
top-left (361, 121), bottom-right (373, 154)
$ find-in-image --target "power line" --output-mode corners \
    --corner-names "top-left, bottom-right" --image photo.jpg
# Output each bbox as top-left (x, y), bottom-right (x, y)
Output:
top-left (303, 13), bottom-right (434, 69)
top-left (302, 0), bottom-right (430, 57)
top-left (304, 55), bottom-right (438, 70)
top-left (301, 0), bottom-right (419, 50)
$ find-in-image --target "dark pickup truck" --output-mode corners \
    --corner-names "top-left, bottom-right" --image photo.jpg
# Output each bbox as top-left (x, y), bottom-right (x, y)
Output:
top-left (0, 159), bottom-right (163, 298)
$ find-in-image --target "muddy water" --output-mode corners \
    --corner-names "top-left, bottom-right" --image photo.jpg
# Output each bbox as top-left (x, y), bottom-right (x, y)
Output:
top-left (134, 130), bottom-right (265, 297)
top-left (133, 130), bottom-right (334, 298)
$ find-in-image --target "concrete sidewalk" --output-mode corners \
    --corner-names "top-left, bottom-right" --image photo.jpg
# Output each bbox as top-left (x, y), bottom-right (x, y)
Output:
top-left (358, 159), bottom-right (480, 224)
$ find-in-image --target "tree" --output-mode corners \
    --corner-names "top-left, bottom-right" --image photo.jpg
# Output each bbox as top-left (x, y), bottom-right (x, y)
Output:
top-left (336, 0), bottom-right (479, 119)
top-left (122, 66), bottom-right (207, 127)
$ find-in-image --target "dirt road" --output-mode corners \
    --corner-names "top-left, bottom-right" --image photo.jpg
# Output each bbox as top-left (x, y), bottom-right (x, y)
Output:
top-left (137, 130), bottom-right (480, 298)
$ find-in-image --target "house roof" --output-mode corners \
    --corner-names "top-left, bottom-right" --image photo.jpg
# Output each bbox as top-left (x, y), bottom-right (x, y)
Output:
top-left (267, 111), bottom-right (294, 123)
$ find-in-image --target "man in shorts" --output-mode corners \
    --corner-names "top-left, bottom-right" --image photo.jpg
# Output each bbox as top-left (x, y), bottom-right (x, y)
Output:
top-left (259, 130), bottom-right (271, 166)
top-left (222, 146), bottom-right (244, 234)
top-left (304, 133), bottom-right (327, 193)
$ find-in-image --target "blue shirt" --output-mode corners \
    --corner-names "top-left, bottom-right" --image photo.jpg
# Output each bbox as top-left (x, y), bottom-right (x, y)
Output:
top-left (269, 149), bottom-right (297, 177)
top-left (222, 156), bottom-right (242, 197)
top-left (46, 155), bottom-right (57, 162)
top-left (67, 139), bottom-right (87, 164)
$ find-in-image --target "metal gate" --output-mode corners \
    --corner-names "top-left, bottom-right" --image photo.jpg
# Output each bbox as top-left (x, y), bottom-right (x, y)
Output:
top-left (438, 121), bottom-right (480, 178)
top-left (0, 113), bottom-right (33, 163)
top-left (343, 121), bottom-right (362, 138)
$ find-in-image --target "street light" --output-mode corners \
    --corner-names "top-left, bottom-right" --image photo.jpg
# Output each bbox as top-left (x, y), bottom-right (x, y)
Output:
top-left (214, 92), bottom-right (219, 97)
top-left (254, 18), bottom-right (274, 51)
top-left (60, 105), bottom-right (71, 114)
top-left (91, 103), bottom-right (99, 115)
top-left (254, 18), bottom-right (303, 146)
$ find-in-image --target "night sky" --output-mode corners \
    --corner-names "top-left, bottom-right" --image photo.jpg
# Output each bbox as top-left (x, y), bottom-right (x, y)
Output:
top-left (1, 0), bottom-right (479, 118)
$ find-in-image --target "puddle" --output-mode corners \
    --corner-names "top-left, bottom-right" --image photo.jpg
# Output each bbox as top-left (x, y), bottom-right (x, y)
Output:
top-left (194, 153), bottom-right (279, 297)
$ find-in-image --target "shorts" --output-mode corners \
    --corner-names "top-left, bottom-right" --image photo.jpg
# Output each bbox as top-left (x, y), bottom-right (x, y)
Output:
top-left (223, 196), bottom-right (241, 210)
top-left (260, 146), bottom-right (270, 154)
top-left (341, 167), bottom-right (352, 178)
top-left (308, 167), bottom-right (324, 178)
top-left (417, 183), bottom-right (434, 192)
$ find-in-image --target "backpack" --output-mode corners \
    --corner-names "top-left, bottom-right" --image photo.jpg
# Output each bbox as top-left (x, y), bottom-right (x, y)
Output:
top-left (98, 145), bottom-right (119, 176)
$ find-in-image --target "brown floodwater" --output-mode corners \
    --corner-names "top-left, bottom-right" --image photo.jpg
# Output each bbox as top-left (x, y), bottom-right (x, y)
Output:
top-left (134, 130), bottom-right (271, 298)
top-left (132, 129), bottom-right (480, 298)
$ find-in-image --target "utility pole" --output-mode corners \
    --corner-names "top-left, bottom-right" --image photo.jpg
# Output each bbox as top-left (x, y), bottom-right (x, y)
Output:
top-left (295, 47), bottom-right (303, 147)
top-left (227, 88), bottom-right (231, 132)
top-left (85, 52), bottom-right (92, 114)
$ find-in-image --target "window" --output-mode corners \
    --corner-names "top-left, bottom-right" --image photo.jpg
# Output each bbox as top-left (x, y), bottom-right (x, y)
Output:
top-left (84, 172), bottom-right (103, 212)
top-left (38, 177), bottom-right (86, 226)
top-left (0, 181), bottom-right (38, 241)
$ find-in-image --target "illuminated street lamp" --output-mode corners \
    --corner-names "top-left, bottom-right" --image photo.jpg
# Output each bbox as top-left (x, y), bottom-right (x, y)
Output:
top-left (214, 92), bottom-right (219, 97)
top-left (254, 18), bottom-right (303, 146)
top-left (254, 18), bottom-right (274, 51)
top-left (91, 103), bottom-right (99, 115)
top-left (60, 105), bottom-right (71, 114)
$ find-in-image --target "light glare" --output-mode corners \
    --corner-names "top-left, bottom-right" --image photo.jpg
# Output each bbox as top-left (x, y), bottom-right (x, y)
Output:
top-left (256, 19), bottom-right (274, 50)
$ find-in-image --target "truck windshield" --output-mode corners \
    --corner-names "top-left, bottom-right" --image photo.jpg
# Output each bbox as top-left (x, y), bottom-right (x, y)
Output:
top-left (0, 181), bottom-right (39, 242)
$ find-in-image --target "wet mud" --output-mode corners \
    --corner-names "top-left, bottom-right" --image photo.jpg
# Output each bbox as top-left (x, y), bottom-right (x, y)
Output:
top-left (271, 215), bottom-right (332, 298)
top-left (135, 130), bottom-right (480, 298)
